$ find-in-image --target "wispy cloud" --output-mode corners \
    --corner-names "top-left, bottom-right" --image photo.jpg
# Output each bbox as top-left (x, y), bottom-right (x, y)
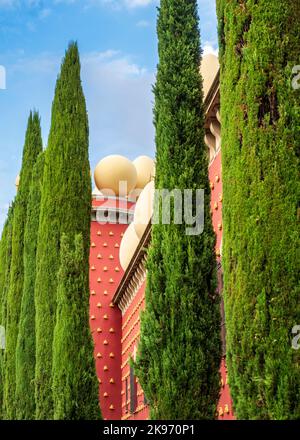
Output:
top-left (81, 50), bottom-right (155, 161)
top-left (136, 19), bottom-right (150, 28)
top-left (88, 0), bottom-right (159, 10)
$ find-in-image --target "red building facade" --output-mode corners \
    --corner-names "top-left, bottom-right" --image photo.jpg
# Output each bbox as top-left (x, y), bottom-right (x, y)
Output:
top-left (89, 57), bottom-right (235, 421)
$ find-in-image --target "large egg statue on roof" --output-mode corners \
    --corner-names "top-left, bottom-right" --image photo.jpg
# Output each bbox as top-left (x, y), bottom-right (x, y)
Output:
top-left (94, 155), bottom-right (137, 197)
top-left (119, 223), bottom-right (140, 271)
top-left (15, 175), bottom-right (20, 191)
top-left (132, 156), bottom-right (155, 190)
top-left (200, 54), bottom-right (219, 99)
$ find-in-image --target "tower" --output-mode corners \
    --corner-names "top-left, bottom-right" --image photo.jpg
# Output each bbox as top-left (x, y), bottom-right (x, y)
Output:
top-left (89, 154), bottom-right (154, 420)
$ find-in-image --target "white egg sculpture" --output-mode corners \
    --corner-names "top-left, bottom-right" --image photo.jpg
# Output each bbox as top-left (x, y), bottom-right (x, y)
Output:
top-left (133, 156), bottom-right (155, 190)
top-left (94, 155), bottom-right (137, 197)
top-left (200, 54), bottom-right (220, 99)
top-left (15, 175), bottom-right (20, 191)
top-left (119, 223), bottom-right (140, 271)
top-left (133, 181), bottom-right (155, 239)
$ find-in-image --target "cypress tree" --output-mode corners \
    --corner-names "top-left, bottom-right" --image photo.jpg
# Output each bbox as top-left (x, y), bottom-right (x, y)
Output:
top-left (216, 0), bottom-right (300, 419)
top-left (34, 42), bottom-right (92, 419)
top-left (3, 112), bottom-right (42, 419)
top-left (15, 152), bottom-right (45, 420)
top-left (52, 234), bottom-right (100, 420)
top-left (0, 204), bottom-right (14, 419)
top-left (135, 0), bottom-right (221, 419)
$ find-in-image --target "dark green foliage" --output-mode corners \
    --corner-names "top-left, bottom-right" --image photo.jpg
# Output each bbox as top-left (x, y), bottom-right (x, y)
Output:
top-left (52, 234), bottom-right (100, 420)
top-left (15, 152), bottom-right (45, 420)
top-left (0, 204), bottom-right (14, 419)
top-left (135, 0), bottom-right (221, 420)
top-left (3, 112), bottom-right (42, 419)
top-left (216, 0), bottom-right (300, 419)
top-left (34, 42), bottom-right (92, 419)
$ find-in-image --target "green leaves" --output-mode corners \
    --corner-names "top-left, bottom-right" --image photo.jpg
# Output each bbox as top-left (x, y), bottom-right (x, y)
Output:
top-left (217, 0), bottom-right (300, 420)
top-left (135, 0), bottom-right (221, 420)
top-left (52, 234), bottom-right (100, 420)
top-left (2, 111), bottom-right (42, 419)
top-left (34, 42), bottom-right (98, 419)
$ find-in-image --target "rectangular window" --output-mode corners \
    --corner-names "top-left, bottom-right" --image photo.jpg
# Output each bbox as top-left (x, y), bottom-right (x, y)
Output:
top-left (130, 365), bottom-right (137, 414)
top-left (125, 378), bottom-right (129, 413)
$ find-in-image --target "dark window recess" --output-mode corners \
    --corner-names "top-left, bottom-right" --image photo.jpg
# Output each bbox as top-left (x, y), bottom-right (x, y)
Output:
top-left (125, 378), bottom-right (129, 414)
top-left (144, 393), bottom-right (149, 406)
top-left (217, 263), bottom-right (227, 356)
top-left (130, 365), bottom-right (137, 414)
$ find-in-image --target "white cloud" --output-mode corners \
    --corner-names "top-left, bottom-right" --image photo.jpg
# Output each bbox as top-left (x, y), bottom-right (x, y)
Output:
top-left (0, 0), bottom-right (17, 6)
top-left (124, 0), bottom-right (154, 7)
top-left (89, 0), bottom-right (158, 10)
top-left (136, 19), bottom-right (150, 28)
top-left (81, 50), bottom-right (155, 161)
top-left (39, 8), bottom-right (52, 19)
top-left (202, 44), bottom-right (218, 57)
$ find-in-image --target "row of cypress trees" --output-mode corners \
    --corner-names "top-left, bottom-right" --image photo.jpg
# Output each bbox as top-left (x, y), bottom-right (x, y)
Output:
top-left (0, 43), bottom-right (100, 420)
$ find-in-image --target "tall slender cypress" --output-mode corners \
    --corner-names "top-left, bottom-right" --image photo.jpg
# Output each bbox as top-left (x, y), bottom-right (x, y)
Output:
top-left (3, 112), bottom-right (42, 419)
top-left (135, 0), bottom-right (221, 419)
top-left (34, 43), bottom-right (92, 419)
top-left (0, 204), bottom-right (14, 419)
top-left (52, 234), bottom-right (100, 420)
top-left (216, 0), bottom-right (300, 419)
top-left (15, 152), bottom-right (45, 420)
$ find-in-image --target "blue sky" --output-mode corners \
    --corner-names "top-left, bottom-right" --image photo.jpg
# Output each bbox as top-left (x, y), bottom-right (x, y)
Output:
top-left (0, 0), bottom-right (218, 231)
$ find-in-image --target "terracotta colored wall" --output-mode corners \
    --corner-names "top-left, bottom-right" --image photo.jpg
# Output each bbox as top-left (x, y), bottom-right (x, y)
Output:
top-left (89, 197), bottom-right (134, 420)
top-left (121, 281), bottom-right (149, 420)
top-left (209, 151), bottom-right (235, 420)
top-left (90, 149), bottom-right (235, 420)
